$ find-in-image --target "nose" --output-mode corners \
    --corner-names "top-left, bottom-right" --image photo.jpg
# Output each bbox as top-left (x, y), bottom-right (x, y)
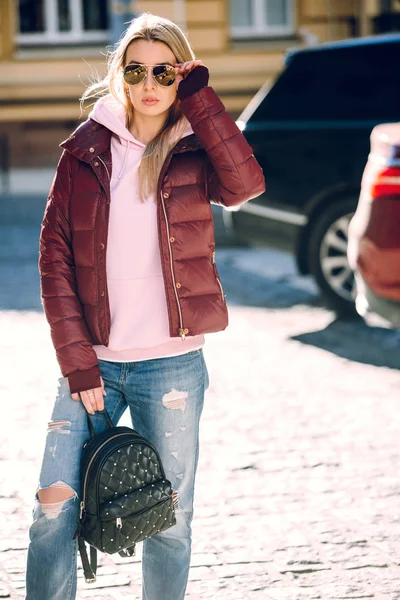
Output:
top-left (143, 67), bottom-right (156, 91)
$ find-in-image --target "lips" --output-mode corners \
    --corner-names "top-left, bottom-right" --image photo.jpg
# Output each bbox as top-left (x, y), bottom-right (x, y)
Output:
top-left (142, 97), bottom-right (159, 105)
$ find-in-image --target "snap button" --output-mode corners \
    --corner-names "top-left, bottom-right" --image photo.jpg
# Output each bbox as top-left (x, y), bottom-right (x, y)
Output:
top-left (183, 328), bottom-right (189, 334)
top-left (69, 134), bottom-right (75, 140)
top-left (99, 243), bottom-right (105, 250)
top-left (163, 192), bottom-right (169, 198)
top-left (94, 161), bottom-right (99, 167)
top-left (176, 282), bottom-right (181, 289)
top-left (169, 236), bottom-right (175, 243)
top-left (89, 147), bottom-right (95, 153)
top-left (100, 290), bottom-right (105, 297)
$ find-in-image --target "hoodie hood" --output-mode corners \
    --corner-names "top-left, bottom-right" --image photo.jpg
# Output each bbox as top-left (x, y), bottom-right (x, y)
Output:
top-left (89, 95), bottom-right (194, 177)
top-left (89, 94), bottom-right (144, 148)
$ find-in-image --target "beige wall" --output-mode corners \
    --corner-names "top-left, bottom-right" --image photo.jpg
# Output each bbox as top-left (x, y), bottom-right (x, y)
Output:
top-left (0, 0), bottom-right (15, 61)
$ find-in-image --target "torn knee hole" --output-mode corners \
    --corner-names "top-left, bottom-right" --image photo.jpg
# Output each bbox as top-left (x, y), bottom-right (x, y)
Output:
top-left (38, 482), bottom-right (76, 503)
top-left (47, 420), bottom-right (71, 434)
top-left (38, 483), bottom-right (76, 518)
top-left (162, 389), bottom-right (188, 411)
top-left (172, 491), bottom-right (179, 509)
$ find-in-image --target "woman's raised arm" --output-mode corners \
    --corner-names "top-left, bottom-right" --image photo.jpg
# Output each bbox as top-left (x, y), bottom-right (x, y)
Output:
top-left (177, 65), bottom-right (266, 208)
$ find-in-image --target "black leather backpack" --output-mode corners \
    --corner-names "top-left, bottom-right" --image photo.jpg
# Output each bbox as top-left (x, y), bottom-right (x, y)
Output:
top-left (74, 410), bottom-right (177, 582)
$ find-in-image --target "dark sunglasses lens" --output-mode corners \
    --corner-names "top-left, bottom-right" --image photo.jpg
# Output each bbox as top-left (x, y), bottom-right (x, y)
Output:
top-left (153, 65), bottom-right (176, 87)
top-left (123, 65), bottom-right (146, 85)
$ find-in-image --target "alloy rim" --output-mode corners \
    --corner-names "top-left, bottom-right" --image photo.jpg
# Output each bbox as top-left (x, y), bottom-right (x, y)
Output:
top-left (320, 213), bottom-right (356, 302)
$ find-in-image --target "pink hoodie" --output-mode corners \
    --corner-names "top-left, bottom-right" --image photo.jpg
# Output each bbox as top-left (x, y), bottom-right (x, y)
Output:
top-left (89, 95), bottom-right (205, 362)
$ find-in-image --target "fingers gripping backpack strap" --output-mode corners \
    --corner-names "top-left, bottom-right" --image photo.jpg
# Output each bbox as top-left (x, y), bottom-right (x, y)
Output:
top-left (78, 537), bottom-right (97, 583)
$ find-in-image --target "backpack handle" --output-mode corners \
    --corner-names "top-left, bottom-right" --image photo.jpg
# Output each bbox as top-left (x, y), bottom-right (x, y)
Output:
top-left (86, 408), bottom-right (114, 439)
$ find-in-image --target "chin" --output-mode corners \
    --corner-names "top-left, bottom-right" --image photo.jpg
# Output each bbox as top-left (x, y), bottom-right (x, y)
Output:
top-left (137, 104), bottom-right (171, 117)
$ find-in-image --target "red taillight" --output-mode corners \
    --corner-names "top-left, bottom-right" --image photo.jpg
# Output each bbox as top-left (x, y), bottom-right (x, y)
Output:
top-left (363, 165), bottom-right (400, 199)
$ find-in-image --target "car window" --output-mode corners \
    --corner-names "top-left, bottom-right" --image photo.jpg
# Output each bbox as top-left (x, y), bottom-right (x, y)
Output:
top-left (250, 41), bottom-right (400, 122)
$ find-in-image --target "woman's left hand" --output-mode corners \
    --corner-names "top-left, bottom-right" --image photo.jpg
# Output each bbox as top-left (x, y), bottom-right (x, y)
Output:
top-left (175, 60), bottom-right (206, 86)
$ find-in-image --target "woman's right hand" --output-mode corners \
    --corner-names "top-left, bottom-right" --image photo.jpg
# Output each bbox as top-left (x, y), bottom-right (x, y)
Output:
top-left (71, 376), bottom-right (107, 415)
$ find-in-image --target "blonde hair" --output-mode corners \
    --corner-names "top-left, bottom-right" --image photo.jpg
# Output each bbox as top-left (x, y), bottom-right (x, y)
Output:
top-left (81, 13), bottom-right (196, 201)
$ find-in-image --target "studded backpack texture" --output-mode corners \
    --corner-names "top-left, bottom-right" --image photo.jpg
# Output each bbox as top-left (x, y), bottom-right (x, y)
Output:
top-left (74, 410), bottom-right (177, 582)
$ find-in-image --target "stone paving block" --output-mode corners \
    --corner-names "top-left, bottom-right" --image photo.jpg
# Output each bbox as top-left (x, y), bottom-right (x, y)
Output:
top-left (233, 571), bottom-right (282, 592)
top-left (211, 561), bottom-right (275, 579)
top-left (319, 584), bottom-right (374, 598)
top-left (0, 539), bottom-right (28, 553)
top-left (219, 545), bottom-right (274, 564)
top-left (265, 588), bottom-right (322, 600)
top-left (273, 547), bottom-right (328, 574)
top-left (292, 569), bottom-right (343, 588)
top-left (190, 552), bottom-right (222, 567)
top-left (345, 567), bottom-right (400, 598)
top-left (78, 574), bottom-right (131, 590)
top-left (187, 566), bottom-right (215, 581)
top-left (185, 579), bottom-right (228, 597)
top-left (79, 587), bottom-right (140, 599)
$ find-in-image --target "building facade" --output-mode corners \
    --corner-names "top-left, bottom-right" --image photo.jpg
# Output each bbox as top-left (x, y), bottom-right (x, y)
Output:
top-left (0, 0), bottom-right (399, 178)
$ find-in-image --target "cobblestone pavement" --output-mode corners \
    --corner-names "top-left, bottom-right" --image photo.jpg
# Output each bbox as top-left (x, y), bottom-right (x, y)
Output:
top-left (1, 217), bottom-right (400, 599)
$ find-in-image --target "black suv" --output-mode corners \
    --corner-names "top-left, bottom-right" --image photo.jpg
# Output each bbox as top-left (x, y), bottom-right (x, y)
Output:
top-left (226, 34), bottom-right (400, 313)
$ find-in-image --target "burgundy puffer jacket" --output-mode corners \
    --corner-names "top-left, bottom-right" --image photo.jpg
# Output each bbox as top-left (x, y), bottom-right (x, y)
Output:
top-left (39, 85), bottom-right (265, 394)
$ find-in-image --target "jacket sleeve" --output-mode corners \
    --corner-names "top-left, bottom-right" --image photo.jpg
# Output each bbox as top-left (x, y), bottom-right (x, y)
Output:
top-left (39, 150), bottom-right (102, 394)
top-left (179, 86), bottom-right (266, 209)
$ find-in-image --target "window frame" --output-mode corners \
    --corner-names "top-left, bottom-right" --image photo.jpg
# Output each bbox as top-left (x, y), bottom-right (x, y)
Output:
top-left (230, 0), bottom-right (295, 39)
top-left (16, 0), bottom-right (109, 46)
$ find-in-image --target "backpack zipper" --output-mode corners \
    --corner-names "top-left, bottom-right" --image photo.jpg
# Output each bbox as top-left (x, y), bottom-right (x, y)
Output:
top-left (113, 496), bottom-right (172, 531)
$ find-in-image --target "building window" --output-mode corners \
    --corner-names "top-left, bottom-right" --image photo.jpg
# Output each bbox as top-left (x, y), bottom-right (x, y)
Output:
top-left (17, 0), bottom-right (109, 45)
top-left (230, 0), bottom-right (294, 38)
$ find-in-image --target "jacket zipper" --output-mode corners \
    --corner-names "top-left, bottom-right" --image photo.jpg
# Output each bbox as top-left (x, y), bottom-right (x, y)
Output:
top-left (212, 251), bottom-right (225, 302)
top-left (160, 190), bottom-right (186, 341)
top-left (94, 155), bottom-right (111, 341)
top-left (98, 156), bottom-right (111, 194)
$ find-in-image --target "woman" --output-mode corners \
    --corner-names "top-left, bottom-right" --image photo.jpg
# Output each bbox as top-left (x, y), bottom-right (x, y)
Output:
top-left (26, 12), bottom-right (265, 600)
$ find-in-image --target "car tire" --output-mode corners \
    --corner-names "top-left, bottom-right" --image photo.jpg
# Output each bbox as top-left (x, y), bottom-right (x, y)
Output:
top-left (308, 198), bottom-right (358, 316)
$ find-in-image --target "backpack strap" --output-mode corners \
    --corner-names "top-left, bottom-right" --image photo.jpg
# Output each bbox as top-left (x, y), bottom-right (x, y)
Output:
top-left (86, 409), bottom-right (114, 439)
top-left (78, 537), bottom-right (97, 583)
top-left (118, 544), bottom-right (136, 558)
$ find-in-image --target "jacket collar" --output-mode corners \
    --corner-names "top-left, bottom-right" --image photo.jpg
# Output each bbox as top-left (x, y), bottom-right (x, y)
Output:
top-left (60, 119), bottom-right (111, 162)
top-left (61, 118), bottom-right (203, 162)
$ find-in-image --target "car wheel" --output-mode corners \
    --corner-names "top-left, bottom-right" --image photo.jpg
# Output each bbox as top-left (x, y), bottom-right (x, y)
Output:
top-left (308, 199), bottom-right (357, 315)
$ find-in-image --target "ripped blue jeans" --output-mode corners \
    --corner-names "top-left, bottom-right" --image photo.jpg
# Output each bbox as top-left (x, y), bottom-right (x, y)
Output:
top-left (25, 349), bottom-right (209, 600)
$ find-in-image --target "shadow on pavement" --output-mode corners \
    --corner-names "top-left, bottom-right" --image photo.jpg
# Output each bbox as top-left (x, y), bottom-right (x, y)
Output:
top-left (217, 250), bottom-right (323, 310)
top-left (291, 317), bottom-right (400, 370)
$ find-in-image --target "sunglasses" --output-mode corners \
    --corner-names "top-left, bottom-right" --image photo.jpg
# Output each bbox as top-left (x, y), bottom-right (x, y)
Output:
top-left (123, 64), bottom-right (176, 87)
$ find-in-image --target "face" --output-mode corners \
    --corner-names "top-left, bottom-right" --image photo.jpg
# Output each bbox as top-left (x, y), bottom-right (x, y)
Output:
top-left (124, 39), bottom-right (178, 118)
